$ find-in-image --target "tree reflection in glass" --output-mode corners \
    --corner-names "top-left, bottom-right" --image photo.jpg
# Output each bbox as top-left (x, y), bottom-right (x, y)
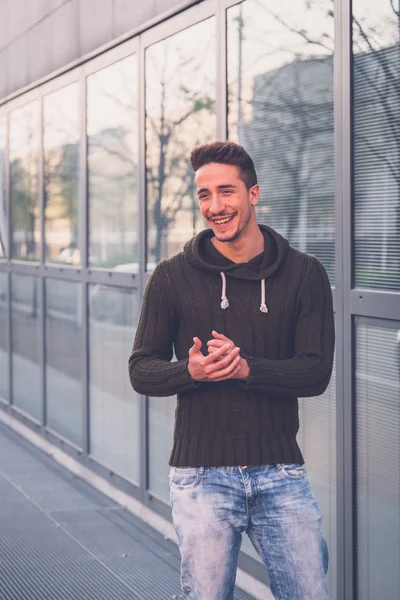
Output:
top-left (353, 0), bottom-right (400, 291)
top-left (146, 18), bottom-right (216, 269)
top-left (43, 83), bottom-right (80, 265)
top-left (88, 55), bottom-right (138, 271)
top-left (228, 0), bottom-right (334, 283)
top-left (10, 102), bottom-right (40, 261)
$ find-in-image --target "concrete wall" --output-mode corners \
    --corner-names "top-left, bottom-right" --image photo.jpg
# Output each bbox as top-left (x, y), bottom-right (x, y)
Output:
top-left (0, 0), bottom-right (185, 101)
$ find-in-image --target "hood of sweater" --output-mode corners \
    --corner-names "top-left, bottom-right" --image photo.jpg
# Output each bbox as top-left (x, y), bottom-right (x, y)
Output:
top-left (184, 225), bottom-right (289, 313)
top-left (184, 224), bottom-right (289, 281)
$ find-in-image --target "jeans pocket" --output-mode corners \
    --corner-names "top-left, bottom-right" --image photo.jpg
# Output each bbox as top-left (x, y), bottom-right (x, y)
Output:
top-left (170, 466), bottom-right (205, 490)
top-left (276, 463), bottom-right (307, 480)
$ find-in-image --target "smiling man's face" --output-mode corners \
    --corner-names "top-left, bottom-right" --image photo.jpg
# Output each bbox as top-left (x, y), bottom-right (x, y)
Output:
top-left (195, 162), bottom-right (259, 243)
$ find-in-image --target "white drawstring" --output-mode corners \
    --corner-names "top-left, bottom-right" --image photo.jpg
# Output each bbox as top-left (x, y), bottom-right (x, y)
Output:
top-left (260, 279), bottom-right (268, 313)
top-left (220, 273), bottom-right (268, 313)
top-left (220, 272), bottom-right (230, 309)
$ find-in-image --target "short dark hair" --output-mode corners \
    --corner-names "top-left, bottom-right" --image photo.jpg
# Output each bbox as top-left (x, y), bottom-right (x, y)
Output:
top-left (190, 141), bottom-right (257, 190)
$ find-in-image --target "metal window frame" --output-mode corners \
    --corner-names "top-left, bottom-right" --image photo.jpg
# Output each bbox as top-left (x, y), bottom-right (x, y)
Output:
top-left (335, 0), bottom-right (353, 598)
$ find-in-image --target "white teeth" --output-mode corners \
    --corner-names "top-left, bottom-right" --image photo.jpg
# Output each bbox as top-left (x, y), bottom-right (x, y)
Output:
top-left (214, 216), bottom-right (233, 224)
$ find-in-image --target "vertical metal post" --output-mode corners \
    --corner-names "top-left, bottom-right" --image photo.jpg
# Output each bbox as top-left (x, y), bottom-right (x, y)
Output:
top-left (39, 97), bottom-right (46, 428)
top-left (236, 3), bottom-right (243, 142)
top-left (7, 111), bottom-right (12, 262)
top-left (80, 69), bottom-right (90, 459)
top-left (335, 0), bottom-right (355, 598)
top-left (342, 0), bottom-right (356, 594)
top-left (138, 36), bottom-right (148, 502)
top-left (216, 0), bottom-right (228, 141)
top-left (6, 112), bottom-right (12, 407)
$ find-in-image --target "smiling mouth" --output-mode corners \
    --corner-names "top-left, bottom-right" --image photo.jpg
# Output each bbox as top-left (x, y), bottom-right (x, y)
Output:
top-left (211, 215), bottom-right (235, 225)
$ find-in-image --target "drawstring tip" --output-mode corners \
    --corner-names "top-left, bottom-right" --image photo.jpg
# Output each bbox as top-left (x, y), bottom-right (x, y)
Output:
top-left (260, 304), bottom-right (268, 313)
top-left (221, 297), bottom-right (230, 310)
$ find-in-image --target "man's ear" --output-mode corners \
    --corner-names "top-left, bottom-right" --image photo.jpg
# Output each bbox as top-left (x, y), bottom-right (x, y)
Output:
top-left (249, 184), bottom-right (260, 206)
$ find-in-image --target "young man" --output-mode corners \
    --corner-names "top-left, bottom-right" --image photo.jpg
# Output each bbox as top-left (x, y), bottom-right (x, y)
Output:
top-left (129, 141), bottom-right (335, 600)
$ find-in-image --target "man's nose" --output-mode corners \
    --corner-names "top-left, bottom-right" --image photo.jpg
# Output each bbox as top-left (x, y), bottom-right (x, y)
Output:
top-left (209, 194), bottom-right (225, 215)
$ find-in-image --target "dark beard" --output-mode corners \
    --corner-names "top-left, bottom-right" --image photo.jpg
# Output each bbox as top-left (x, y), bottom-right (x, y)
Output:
top-left (215, 206), bottom-right (252, 243)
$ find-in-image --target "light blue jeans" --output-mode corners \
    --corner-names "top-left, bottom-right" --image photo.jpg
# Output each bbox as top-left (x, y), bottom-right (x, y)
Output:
top-left (170, 464), bottom-right (329, 600)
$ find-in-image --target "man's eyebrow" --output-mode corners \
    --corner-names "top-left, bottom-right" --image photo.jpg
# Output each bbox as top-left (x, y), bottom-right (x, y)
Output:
top-left (217, 184), bottom-right (236, 190)
top-left (197, 184), bottom-right (236, 196)
top-left (197, 187), bottom-right (209, 196)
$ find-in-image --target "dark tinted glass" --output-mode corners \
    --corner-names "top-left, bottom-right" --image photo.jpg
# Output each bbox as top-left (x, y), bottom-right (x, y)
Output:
top-left (87, 55), bottom-right (138, 271)
top-left (356, 318), bottom-right (400, 600)
top-left (10, 102), bottom-right (40, 261)
top-left (353, 0), bottom-right (400, 291)
top-left (89, 284), bottom-right (140, 482)
top-left (227, 0), bottom-right (335, 282)
top-left (44, 83), bottom-right (80, 265)
top-left (45, 279), bottom-right (83, 447)
top-left (11, 274), bottom-right (41, 419)
top-left (146, 19), bottom-right (216, 269)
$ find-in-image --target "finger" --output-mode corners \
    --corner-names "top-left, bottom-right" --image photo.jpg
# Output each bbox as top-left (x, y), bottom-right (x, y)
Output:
top-left (204, 347), bottom-right (240, 374)
top-left (189, 337), bottom-right (202, 356)
top-left (207, 339), bottom-right (232, 348)
top-left (212, 364), bottom-right (241, 382)
top-left (203, 343), bottom-right (231, 364)
top-left (208, 346), bottom-right (222, 354)
top-left (207, 340), bottom-right (232, 353)
top-left (207, 346), bottom-right (239, 369)
top-left (212, 331), bottom-right (231, 341)
top-left (208, 355), bottom-right (241, 380)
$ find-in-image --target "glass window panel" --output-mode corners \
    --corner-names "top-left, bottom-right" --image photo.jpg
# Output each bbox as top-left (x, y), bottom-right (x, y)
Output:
top-left (45, 279), bottom-right (82, 446)
top-left (44, 83), bottom-right (80, 265)
top-left (227, 1), bottom-right (334, 283)
top-left (146, 19), bottom-right (216, 269)
top-left (298, 356), bottom-right (337, 600)
top-left (148, 395), bottom-right (176, 500)
top-left (89, 284), bottom-right (140, 482)
top-left (356, 318), bottom-right (400, 600)
top-left (87, 55), bottom-right (138, 271)
top-left (0, 116), bottom-right (7, 258)
top-left (11, 274), bottom-right (41, 419)
top-left (353, 1), bottom-right (400, 291)
top-left (0, 273), bottom-right (9, 402)
top-left (10, 102), bottom-right (40, 261)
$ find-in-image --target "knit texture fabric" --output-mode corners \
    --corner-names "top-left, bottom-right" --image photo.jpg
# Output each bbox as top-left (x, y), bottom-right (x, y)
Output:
top-left (129, 225), bottom-right (335, 467)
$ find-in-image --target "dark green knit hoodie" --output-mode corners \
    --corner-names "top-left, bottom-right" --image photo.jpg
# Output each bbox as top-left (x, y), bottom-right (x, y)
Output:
top-left (129, 225), bottom-right (335, 467)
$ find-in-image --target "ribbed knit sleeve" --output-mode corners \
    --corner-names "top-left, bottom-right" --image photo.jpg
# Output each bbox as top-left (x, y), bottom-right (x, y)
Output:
top-left (128, 263), bottom-right (199, 397)
top-left (242, 257), bottom-right (335, 398)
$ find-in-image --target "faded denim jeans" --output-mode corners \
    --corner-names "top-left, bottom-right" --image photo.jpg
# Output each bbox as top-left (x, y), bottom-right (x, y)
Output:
top-left (170, 464), bottom-right (329, 600)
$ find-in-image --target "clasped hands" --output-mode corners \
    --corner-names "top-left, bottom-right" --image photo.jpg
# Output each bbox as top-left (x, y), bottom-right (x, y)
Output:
top-left (188, 330), bottom-right (250, 382)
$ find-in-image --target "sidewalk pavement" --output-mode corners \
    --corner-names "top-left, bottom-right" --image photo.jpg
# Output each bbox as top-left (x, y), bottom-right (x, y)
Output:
top-left (0, 422), bottom-right (255, 600)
